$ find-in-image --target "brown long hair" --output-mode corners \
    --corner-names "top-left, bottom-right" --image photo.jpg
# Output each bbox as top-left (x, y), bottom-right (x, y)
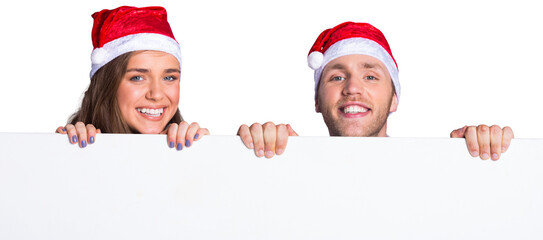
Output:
top-left (69, 52), bottom-right (183, 133)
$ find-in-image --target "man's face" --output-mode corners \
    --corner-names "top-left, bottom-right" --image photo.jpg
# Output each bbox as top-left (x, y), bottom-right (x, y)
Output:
top-left (316, 54), bottom-right (398, 137)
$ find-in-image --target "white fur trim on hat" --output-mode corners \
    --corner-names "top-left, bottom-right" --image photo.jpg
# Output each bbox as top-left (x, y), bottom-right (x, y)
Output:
top-left (90, 33), bottom-right (182, 77)
top-left (313, 38), bottom-right (400, 100)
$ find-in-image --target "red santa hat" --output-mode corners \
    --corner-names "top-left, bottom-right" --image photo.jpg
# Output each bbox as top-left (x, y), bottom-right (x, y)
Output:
top-left (307, 22), bottom-right (400, 99)
top-left (90, 6), bottom-right (181, 77)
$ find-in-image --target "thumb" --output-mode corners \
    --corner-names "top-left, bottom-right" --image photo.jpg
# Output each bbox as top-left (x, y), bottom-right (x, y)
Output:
top-left (287, 124), bottom-right (299, 136)
top-left (450, 126), bottom-right (467, 138)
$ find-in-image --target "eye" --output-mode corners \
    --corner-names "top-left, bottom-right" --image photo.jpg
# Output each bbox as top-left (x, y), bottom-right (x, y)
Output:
top-left (129, 76), bottom-right (144, 81)
top-left (331, 76), bottom-right (346, 81)
top-left (364, 75), bottom-right (377, 81)
top-left (163, 76), bottom-right (178, 81)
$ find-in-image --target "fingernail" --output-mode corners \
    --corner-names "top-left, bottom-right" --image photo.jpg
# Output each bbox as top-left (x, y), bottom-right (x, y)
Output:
top-left (185, 140), bottom-right (191, 147)
top-left (502, 146), bottom-right (507, 152)
top-left (89, 136), bottom-right (95, 144)
top-left (257, 149), bottom-right (264, 157)
top-left (194, 133), bottom-right (199, 140)
top-left (492, 153), bottom-right (499, 160)
top-left (471, 151), bottom-right (479, 157)
top-left (81, 140), bottom-right (87, 148)
top-left (62, 128), bottom-right (66, 132)
top-left (265, 150), bottom-right (274, 158)
top-left (177, 143), bottom-right (183, 151)
top-left (169, 141), bottom-right (174, 148)
top-left (72, 135), bottom-right (77, 143)
top-left (276, 148), bottom-right (284, 155)
top-left (481, 153), bottom-right (489, 160)
top-left (249, 142), bottom-right (254, 149)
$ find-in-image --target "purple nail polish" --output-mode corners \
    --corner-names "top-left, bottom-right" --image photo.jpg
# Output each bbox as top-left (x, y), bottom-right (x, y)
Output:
top-left (177, 143), bottom-right (183, 151)
top-left (72, 135), bottom-right (77, 143)
top-left (89, 136), bottom-right (95, 144)
top-left (62, 128), bottom-right (66, 132)
top-left (169, 141), bottom-right (174, 148)
top-left (194, 133), bottom-right (199, 140)
top-left (81, 140), bottom-right (87, 148)
top-left (185, 139), bottom-right (191, 147)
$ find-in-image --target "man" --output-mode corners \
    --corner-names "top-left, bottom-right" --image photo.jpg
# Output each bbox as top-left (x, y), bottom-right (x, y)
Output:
top-left (237, 22), bottom-right (513, 160)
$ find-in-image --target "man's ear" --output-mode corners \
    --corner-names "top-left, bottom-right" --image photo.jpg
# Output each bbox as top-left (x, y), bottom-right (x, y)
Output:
top-left (389, 93), bottom-right (399, 113)
top-left (315, 97), bottom-right (321, 113)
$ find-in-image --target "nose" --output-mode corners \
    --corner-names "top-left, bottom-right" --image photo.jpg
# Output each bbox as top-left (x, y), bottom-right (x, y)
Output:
top-left (342, 77), bottom-right (363, 96)
top-left (145, 78), bottom-right (164, 101)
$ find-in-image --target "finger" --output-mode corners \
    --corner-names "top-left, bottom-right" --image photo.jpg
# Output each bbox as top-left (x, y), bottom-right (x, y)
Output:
top-left (75, 122), bottom-right (88, 148)
top-left (96, 129), bottom-right (102, 134)
top-left (176, 121), bottom-right (189, 150)
top-left (237, 124), bottom-right (254, 149)
top-left (262, 122), bottom-right (277, 158)
top-left (275, 124), bottom-right (289, 155)
top-left (501, 126), bottom-right (514, 153)
top-left (450, 126), bottom-right (467, 138)
top-left (65, 124), bottom-right (77, 145)
top-left (167, 123), bottom-right (178, 149)
top-left (86, 124), bottom-right (97, 145)
top-left (477, 125), bottom-right (491, 160)
top-left (249, 123), bottom-right (265, 157)
top-left (489, 125), bottom-right (503, 161)
top-left (286, 124), bottom-right (299, 136)
top-left (56, 126), bottom-right (67, 134)
top-left (184, 122), bottom-right (200, 148)
top-left (194, 128), bottom-right (209, 142)
top-left (464, 126), bottom-right (479, 157)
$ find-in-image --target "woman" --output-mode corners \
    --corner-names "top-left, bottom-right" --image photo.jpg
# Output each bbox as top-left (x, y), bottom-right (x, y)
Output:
top-left (56, 6), bottom-right (208, 150)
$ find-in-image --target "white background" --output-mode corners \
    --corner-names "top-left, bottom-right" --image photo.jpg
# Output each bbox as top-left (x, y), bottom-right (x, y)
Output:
top-left (0, 0), bottom-right (541, 138)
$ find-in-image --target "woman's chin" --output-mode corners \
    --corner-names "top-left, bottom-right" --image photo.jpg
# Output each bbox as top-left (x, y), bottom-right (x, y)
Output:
top-left (134, 125), bottom-right (166, 134)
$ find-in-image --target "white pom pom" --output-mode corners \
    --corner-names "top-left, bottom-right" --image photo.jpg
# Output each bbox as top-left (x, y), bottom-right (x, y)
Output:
top-left (307, 51), bottom-right (324, 70)
top-left (91, 48), bottom-right (107, 65)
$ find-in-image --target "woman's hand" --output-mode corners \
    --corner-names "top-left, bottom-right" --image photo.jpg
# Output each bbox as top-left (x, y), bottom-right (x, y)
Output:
top-left (162, 121), bottom-right (209, 150)
top-left (56, 122), bottom-right (101, 148)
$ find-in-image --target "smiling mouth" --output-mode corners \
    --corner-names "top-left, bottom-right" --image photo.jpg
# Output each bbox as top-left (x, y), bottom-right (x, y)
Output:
top-left (136, 107), bottom-right (164, 117)
top-left (338, 103), bottom-right (371, 118)
top-left (341, 105), bottom-right (368, 114)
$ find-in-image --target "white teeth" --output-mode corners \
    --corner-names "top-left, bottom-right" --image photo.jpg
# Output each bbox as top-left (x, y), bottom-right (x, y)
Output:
top-left (343, 105), bottom-right (368, 114)
top-left (137, 108), bottom-right (164, 117)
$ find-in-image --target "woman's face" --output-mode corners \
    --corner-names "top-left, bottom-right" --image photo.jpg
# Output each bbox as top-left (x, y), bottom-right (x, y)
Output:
top-left (117, 50), bottom-right (180, 134)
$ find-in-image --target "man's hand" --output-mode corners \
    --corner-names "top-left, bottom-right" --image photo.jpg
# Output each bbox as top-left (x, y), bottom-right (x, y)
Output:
top-left (450, 125), bottom-right (514, 160)
top-left (237, 122), bottom-right (298, 158)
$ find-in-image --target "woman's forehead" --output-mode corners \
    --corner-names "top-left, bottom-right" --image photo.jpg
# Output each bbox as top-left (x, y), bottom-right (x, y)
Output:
top-left (127, 50), bottom-right (180, 69)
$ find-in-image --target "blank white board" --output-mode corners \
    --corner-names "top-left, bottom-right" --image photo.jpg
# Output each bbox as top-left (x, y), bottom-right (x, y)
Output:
top-left (0, 133), bottom-right (542, 239)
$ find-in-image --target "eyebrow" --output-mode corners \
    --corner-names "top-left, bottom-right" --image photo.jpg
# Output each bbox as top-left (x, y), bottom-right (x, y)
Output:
top-left (126, 68), bottom-right (149, 73)
top-left (328, 63), bottom-right (346, 70)
top-left (359, 62), bottom-right (378, 69)
top-left (164, 68), bottom-right (181, 73)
